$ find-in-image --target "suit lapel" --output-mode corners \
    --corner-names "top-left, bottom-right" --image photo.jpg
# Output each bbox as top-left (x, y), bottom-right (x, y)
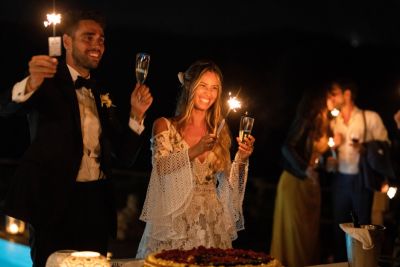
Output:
top-left (57, 62), bottom-right (107, 145)
top-left (91, 83), bottom-right (106, 127)
top-left (57, 62), bottom-right (83, 141)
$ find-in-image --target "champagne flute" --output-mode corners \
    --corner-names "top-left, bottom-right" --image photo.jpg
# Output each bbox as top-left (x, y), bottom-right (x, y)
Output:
top-left (135, 53), bottom-right (150, 84)
top-left (239, 115), bottom-right (255, 142)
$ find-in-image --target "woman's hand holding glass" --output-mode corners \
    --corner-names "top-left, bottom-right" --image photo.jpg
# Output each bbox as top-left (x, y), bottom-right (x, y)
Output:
top-left (236, 135), bottom-right (255, 162)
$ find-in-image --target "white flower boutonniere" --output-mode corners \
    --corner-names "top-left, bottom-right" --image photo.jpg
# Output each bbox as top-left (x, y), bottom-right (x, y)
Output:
top-left (100, 93), bottom-right (116, 108)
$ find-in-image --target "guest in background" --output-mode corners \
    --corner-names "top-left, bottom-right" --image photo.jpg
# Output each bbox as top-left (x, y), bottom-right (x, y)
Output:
top-left (136, 59), bottom-right (255, 258)
top-left (390, 109), bottom-right (400, 263)
top-left (393, 110), bottom-right (400, 177)
top-left (327, 79), bottom-right (389, 262)
top-left (394, 110), bottom-right (400, 130)
top-left (270, 87), bottom-right (336, 267)
top-left (0, 10), bottom-right (152, 267)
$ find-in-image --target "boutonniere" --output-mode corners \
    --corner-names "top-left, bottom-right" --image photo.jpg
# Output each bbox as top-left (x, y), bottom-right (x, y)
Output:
top-left (100, 93), bottom-right (116, 108)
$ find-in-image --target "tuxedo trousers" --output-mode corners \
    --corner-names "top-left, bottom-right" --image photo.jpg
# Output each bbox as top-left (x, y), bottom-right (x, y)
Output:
top-left (29, 179), bottom-right (113, 267)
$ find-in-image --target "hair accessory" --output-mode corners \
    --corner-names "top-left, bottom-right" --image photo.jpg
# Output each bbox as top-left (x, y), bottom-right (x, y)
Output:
top-left (177, 72), bottom-right (184, 85)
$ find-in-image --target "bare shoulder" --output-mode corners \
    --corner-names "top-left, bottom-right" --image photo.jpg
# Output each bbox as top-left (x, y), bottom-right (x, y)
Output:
top-left (152, 117), bottom-right (170, 136)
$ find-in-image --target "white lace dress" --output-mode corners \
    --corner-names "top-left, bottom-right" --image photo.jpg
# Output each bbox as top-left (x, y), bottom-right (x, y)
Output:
top-left (136, 118), bottom-right (249, 258)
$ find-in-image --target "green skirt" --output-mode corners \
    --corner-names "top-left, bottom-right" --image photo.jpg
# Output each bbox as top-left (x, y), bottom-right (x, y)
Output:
top-left (270, 170), bottom-right (321, 267)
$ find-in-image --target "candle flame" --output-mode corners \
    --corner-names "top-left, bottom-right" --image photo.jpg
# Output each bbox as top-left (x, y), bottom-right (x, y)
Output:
top-left (227, 92), bottom-right (241, 112)
top-left (71, 251), bottom-right (101, 258)
top-left (44, 13), bottom-right (61, 27)
top-left (330, 108), bottom-right (340, 117)
top-left (7, 223), bottom-right (19, 234)
top-left (328, 137), bottom-right (335, 148)
top-left (387, 187), bottom-right (397, 199)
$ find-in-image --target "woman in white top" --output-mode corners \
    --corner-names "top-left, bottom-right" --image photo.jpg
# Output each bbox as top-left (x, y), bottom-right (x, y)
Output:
top-left (136, 59), bottom-right (255, 258)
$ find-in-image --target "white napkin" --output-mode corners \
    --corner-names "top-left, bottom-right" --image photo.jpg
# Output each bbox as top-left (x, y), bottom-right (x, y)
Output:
top-left (340, 223), bottom-right (374, 250)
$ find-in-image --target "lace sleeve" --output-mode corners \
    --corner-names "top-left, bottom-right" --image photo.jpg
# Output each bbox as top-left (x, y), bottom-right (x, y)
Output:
top-left (140, 129), bottom-right (194, 226)
top-left (217, 152), bottom-right (249, 237)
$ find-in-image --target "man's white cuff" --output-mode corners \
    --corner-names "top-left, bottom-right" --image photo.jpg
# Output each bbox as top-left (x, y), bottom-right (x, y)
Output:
top-left (129, 117), bottom-right (145, 135)
top-left (12, 77), bottom-right (34, 103)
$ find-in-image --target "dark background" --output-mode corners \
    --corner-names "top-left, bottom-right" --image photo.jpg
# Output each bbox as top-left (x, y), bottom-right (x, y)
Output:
top-left (1, 0), bottom-right (400, 261)
top-left (1, 0), bottom-right (400, 175)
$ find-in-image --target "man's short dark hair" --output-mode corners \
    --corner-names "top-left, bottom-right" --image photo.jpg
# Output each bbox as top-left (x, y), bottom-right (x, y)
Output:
top-left (62, 10), bottom-right (106, 36)
top-left (328, 78), bottom-right (358, 100)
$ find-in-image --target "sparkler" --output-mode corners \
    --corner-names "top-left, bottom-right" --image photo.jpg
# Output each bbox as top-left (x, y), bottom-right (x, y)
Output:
top-left (216, 91), bottom-right (242, 137)
top-left (328, 137), bottom-right (337, 159)
top-left (330, 108), bottom-right (340, 118)
top-left (44, 0), bottom-right (62, 57)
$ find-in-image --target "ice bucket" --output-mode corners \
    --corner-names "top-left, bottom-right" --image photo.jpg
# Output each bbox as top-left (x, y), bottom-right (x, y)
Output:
top-left (345, 224), bottom-right (385, 267)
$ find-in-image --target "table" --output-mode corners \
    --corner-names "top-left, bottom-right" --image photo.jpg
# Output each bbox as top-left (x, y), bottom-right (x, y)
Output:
top-left (306, 263), bottom-right (348, 267)
top-left (111, 258), bottom-right (143, 267)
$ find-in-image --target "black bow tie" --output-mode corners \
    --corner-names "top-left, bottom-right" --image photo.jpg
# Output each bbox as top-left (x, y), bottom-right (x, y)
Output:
top-left (74, 76), bottom-right (96, 90)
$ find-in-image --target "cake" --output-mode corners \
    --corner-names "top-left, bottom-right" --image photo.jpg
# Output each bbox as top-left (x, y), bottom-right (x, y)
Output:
top-left (144, 246), bottom-right (283, 267)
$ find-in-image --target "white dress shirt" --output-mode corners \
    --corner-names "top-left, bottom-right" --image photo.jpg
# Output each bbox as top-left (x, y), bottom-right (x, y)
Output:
top-left (333, 107), bottom-right (388, 174)
top-left (12, 65), bottom-right (145, 181)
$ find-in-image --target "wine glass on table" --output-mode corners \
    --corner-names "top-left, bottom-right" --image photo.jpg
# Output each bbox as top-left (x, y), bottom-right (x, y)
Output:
top-left (135, 53), bottom-right (150, 85)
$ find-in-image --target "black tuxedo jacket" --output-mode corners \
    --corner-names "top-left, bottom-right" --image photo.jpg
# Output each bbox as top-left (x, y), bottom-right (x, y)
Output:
top-left (2, 61), bottom-right (143, 234)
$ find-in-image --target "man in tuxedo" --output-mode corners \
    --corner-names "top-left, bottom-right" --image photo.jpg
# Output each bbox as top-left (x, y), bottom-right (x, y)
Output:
top-left (0, 10), bottom-right (153, 267)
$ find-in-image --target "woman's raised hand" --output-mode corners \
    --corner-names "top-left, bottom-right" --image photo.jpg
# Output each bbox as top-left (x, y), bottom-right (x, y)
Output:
top-left (236, 135), bottom-right (255, 162)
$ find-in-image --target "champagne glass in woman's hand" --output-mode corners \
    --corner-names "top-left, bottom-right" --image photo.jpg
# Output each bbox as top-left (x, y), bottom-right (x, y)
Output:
top-left (136, 53), bottom-right (150, 84)
top-left (239, 115), bottom-right (254, 142)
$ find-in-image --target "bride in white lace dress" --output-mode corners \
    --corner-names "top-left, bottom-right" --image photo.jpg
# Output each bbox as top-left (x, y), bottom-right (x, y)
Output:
top-left (136, 60), bottom-right (255, 258)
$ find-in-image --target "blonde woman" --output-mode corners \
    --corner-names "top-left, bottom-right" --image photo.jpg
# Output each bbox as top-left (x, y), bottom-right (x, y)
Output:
top-left (136, 60), bottom-right (255, 258)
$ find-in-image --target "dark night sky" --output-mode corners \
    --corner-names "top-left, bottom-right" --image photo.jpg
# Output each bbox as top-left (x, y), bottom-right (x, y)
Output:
top-left (108, 0), bottom-right (400, 46)
top-left (2, 0), bottom-right (400, 44)
top-left (1, 1), bottom-right (400, 179)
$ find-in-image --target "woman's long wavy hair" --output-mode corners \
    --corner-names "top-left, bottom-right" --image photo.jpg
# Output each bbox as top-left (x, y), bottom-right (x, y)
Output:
top-left (174, 59), bottom-right (232, 174)
top-left (295, 88), bottom-right (330, 141)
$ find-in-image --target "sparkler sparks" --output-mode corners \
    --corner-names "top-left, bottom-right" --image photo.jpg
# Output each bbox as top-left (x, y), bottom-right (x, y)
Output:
top-left (216, 91), bottom-right (242, 137)
top-left (328, 137), bottom-right (335, 148)
top-left (44, 8), bottom-right (62, 57)
top-left (330, 108), bottom-right (340, 118)
top-left (227, 92), bottom-right (242, 113)
top-left (328, 137), bottom-right (337, 159)
top-left (43, 13), bottom-right (61, 28)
